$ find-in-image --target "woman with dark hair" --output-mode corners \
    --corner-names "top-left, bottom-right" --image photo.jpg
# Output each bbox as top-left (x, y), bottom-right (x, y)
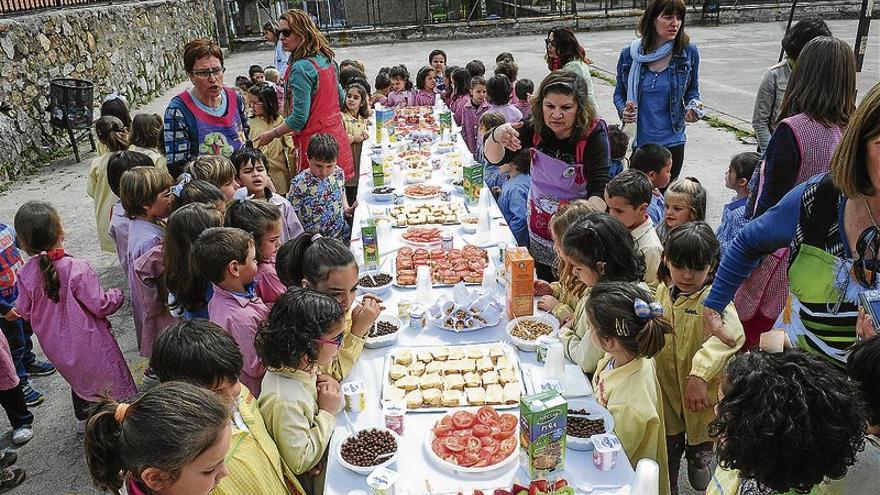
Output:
top-left (702, 83), bottom-right (880, 364)
top-left (484, 70), bottom-right (610, 281)
top-left (254, 9), bottom-right (354, 181)
top-left (545, 27), bottom-right (597, 111)
top-left (707, 350), bottom-right (866, 495)
top-left (247, 82), bottom-right (295, 194)
top-left (163, 38), bottom-right (250, 178)
top-left (751, 16), bottom-right (831, 152)
top-left (613, 0), bottom-right (701, 181)
top-left (734, 36), bottom-right (857, 351)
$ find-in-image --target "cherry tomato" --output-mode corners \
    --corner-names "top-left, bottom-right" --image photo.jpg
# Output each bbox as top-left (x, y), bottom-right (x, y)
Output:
top-left (472, 424), bottom-right (491, 437)
top-left (498, 436), bottom-right (516, 457)
top-left (444, 436), bottom-right (467, 452)
top-left (433, 424), bottom-right (453, 437)
top-left (476, 405), bottom-right (500, 427)
top-left (453, 411), bottom-right (475, 429)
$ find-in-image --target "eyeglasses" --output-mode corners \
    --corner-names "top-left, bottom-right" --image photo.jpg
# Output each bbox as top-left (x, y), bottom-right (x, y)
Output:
top-left (853, 226), bottom-right (880, 288)
top-left (191, 67), bottom-right (225, 79)
top-left (278, 28), bottom-right (294, 38)
top-left (545, 38), bottom-right (556, 47)
top-left (314, 333), bottom-right (344, 348)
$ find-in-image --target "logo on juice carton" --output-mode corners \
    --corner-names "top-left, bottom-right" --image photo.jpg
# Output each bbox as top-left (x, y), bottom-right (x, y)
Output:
top-left (519, 390), bottom-right (567, 478)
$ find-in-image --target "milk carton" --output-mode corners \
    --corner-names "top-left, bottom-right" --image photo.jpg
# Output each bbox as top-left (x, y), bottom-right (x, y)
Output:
top-left (520, 390), bottom-right (567, 479)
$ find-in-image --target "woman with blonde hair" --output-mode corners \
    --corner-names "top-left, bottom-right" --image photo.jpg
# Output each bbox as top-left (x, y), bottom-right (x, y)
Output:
top-left (255, 9), bottom-right (354, 184)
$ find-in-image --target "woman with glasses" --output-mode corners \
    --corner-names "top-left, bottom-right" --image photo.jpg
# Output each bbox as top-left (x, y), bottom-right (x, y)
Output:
top-left (484, 70), bottom-right (610, 282)
top-left (163, 39), bottom-right (250, 178)
top-left (733, 36), bottom-right (856, 351)
top-left (254, 9), bottom-right (354, 185)
top-left (613, 0), bottom-right (701, 182)
top-left (544, 27), bottom-right (597, 112)
top-left (702, 83), bottom-right (880, 365)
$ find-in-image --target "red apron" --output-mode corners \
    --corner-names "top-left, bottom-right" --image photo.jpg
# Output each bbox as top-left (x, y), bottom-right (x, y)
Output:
top-left (291, 58), bottom-right (354, 180)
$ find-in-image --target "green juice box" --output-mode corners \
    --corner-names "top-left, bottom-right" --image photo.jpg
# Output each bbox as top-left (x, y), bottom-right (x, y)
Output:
top-left (520, 390), bottom-right (567, 479)
top-left (371, 152), bottom-right (385, 187)
top-left (361, 218), bottom-right (379, 271)
top-left (463, 161), bottom-right (483, 207)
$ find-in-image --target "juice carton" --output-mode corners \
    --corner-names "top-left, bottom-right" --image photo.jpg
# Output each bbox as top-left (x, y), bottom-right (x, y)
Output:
top-left (375, 106), bottom-right (395, 142)
top-left (371, 152), bottom-right (385, 187)
top-left (520, 390), bottom-right (567, 479)
top-left (463, 160), bottom-right (483, 208)
top-left (361, 217), bottom-right (379, 271)
top-left (505, 246), bottom-right (534, 319)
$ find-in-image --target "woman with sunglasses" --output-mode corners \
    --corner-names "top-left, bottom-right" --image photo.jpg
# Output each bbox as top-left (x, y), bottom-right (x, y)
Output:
top-left (613, 0), bottom-right (701, 182)
top-left (733, 36), bottom-right (857, 351)
top-left (544, 27), bottom-right (597, 112)
top-left (254, 9), bottom-right (354, 185)
top-left (484, 70), bottom-right (610, 282)
top-left (163, 38), bottom-right (250, 178)
top-left (255, 287), bottom-right (345, 495)
top-left (702, 83), bottom-right (880, 366)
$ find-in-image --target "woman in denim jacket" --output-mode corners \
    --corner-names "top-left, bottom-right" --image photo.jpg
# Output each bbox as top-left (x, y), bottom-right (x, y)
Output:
top-left (614, 0), bottom-right (702, 181)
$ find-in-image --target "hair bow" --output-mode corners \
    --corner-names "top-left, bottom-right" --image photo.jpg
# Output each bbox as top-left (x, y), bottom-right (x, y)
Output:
top-left (103, 92), bottom-right (128, 104)
top-left (232, 187), bottom-right (253, 203)
top-left (39, 249), bottom-right (66, 261)
top-left (634, 298), bottom-right (663, 320)
top-left (169, 173), bottom-right (192, 197)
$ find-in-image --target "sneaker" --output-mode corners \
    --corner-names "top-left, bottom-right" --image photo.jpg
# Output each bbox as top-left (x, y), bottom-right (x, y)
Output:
top-left (11, 426), bottom-right (32, 446)
top-left (25, 361), bottom-right (55, 377)
top-left (0, 467), bottom-right (25, 493)
top-left (0, 451), bottom-right (16, 469)
top-left (21, 384), bottom-right (43, 407)
top-left (74, 419), bottom-right (86, 435)
top-left (687, 460), bottom-right (711, 492)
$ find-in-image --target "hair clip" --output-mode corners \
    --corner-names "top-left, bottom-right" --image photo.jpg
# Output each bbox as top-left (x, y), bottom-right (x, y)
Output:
top-left (103, 92), bottom-right (128, 104)
top-left (311, 233), bottom-right (323, 242)
top-left (169, 173), bottom-right (192, 197)
top-left (232, 187), bottom-right (253, 203)
top-left (615, 318), bottom-right (632, 337)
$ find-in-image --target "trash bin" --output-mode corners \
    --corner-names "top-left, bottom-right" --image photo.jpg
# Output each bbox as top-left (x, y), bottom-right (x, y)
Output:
top-left (48, 78), bottom-right (95, 162)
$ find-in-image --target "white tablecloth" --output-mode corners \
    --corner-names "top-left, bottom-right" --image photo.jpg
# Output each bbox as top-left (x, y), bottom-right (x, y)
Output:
top-left (323, 133), bottom-right (635, 494)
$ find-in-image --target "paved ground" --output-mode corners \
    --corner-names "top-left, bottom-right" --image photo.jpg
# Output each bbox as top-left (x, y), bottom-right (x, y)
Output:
top-left (0, 18), bottom-right (876, 494)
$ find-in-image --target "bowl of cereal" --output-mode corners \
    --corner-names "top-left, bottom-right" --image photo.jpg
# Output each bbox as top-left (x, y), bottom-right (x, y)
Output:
top-left (336, 427), bottom-right (400, 475)
top-left (506, 315), bottom-right (559, 352)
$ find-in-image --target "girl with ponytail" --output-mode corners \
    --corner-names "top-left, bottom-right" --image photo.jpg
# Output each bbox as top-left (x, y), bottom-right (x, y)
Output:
top-left (586, 281), bottom-right (672, 495)
top-left (84, 381), bottom-right (231, 495)
top-left (13, 201), bottom-right (136, 430)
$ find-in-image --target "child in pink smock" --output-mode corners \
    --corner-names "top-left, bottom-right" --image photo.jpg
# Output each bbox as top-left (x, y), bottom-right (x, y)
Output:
top-left (13, 201), bottom-right (136, 428)
top-left (194, 227), bottom-right (269, 396)
top-left (454, 76), bottom-right (490, 154)
top-left (107, 150), bottom-right (155, 275)
top-left (223, 198), bottom-right (286, 307)
top-left (230, 147), bottom-right (303, 243)
top-left (119, 167), bottom-right (175, 357)
top-left (411, 66), bottom-right (438, 106)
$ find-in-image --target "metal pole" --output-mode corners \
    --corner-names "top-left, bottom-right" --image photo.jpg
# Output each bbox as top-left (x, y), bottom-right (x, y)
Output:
top-left (854, 0), bottom-right (875, 72)
top-left (778, 0), bottom-right (798, 63)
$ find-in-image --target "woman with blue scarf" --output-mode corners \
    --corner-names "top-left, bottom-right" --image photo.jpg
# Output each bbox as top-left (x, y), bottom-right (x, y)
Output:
top-left (613, 0), bottom-right (702, 181)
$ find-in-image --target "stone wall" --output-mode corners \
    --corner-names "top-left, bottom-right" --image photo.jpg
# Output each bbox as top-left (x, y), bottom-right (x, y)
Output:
top-left (0, 0), bottom-right (216, 183)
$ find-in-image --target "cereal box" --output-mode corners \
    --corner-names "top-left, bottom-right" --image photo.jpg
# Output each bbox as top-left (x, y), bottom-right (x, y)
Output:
top-left (505, 246), bottom-right (534, 319)
top-left (463, 160), bottom-right (483, 207)
top-left (520, 390), bottom-right (567, 479)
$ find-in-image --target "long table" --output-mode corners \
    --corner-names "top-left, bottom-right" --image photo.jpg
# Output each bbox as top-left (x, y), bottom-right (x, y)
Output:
top-left (322, 131), bottom-right (635, 495)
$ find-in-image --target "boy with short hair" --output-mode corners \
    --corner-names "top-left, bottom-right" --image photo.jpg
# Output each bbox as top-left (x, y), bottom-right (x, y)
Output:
top-left (465, 59), bottom-right (485, 78)
top-left (716, 152), bottom-right (760, 257)
top-left (630, 144), bottom-right (673, 226)
top-left (150, 319), bottom-right (296, 495)
top-left (289, 133), bottom-right (355, 241)
top-left (498, 152), bottom-right (531, 247)
top-left (605, 169), bottom-right (663, 290)
top-left (454, 76), bottom-right (490, 154)
top-left (194, 227), bottom-right (268, 396)
top-left (249, 64), bottom-right (266, 84)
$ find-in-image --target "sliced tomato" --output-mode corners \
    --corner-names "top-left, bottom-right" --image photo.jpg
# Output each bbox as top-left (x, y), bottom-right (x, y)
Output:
top-left (489, 452), bottom-right (508, 465)
top-left (491, 428), bottom-right (513, 440)
top-left (479, 445), bottom-right (498, 458)
top-left (444, 435), bottom-right (467, 452)
top-left (476, 405), bottom-right (500, 427)
top-left (472, 424), bottom-right (491, 437)
top-left (498, 436), bottom-right (516, 457)
top-left (465, 435), bottom-right (482, 453)
top-left (480, 436), bottom-right (498, 448)
top-left (432, 437), bottom-right (451, 457)
top-left (499, 413), bottom-right (517, 434)
top-left (433, 423), bottom-right (453, 438)
top-left (456, 451), bottom-right (480, 467)
top-left (452, 428), bottom-right (473, 437)
top-left (438, 415), bottom-right (454, 428)
top-left (452, 411), bottom-right (475, 429)
top-left (472, 458), bottom-right (488, 468)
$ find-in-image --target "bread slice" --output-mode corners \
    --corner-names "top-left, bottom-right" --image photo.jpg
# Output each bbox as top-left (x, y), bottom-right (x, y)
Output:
top-left (405, 389), bottom-right (423, 409)
top-left (425, 361), bottom-right (444, 375)
top-left (384, 386), bottom-right (405, 402)
top-left (389, 364), bottom-right (408, 381)
top-left (419, 373), bottom-right (443, 390)
top-left (466, 347), bottom-right (484, 359)
top-left (489, 345), bottom-right (505, 359)
top-left (495, 356), bottom-right (512, 371)
top-left (498, 368), bottom-right (519, 385)
top-left (459, 358), bottom-right (476, 373)
top-left (502, 382), bottom-right (520, 404)
top-left (422, 388), bottom-right (442, 407)
top-left (481, 370), bottom-right (499, 386)
top-left (441, 389), bottom-right (464, 407)
top-left (477, 356), bottom-right (494, 372)
top-left (431, 346), bottom-right (450, 361)
top-left (485, 384), bottom-right (503, 405)
top-left (395, 349), bottom-right (413, 366)
top-left (394, 375), bottom-right (418, 391)
top-left (444, 373), bottom-right (465, 391)
top-left (447, 347), bottom-right (465, 361)
top-left (416, 350), bottom-right (434, 363)
top-left (465, 387), bottom-right (486, 405)
top-left (407, 361), bottom-right (426, 377)
top-left (463, 371), bottom-right (482, 388)
top-left (443, 360), bottom-right (462, 375)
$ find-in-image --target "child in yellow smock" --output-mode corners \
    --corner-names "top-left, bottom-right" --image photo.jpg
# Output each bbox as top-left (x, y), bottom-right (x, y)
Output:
top-left (275, 233), bottom-right (382, 381)
top-left (654, 223), bottom-right (744, 494)
top-left (256, 289), bottom-right (347, 495)
top-left (557, 211), bottom-right (650, 374)
top-left (587, 282), bottom-right (672, 495)
top-left (341, 82), bottom-right (370, 205)
top-left (87, 116), bottom-right (129, 253)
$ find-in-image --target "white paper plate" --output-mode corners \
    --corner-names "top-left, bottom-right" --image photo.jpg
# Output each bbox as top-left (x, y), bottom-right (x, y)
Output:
top-left (424, 410), bottom-right (519, 473)
top-left (565, 399), bottom-right (615, 451)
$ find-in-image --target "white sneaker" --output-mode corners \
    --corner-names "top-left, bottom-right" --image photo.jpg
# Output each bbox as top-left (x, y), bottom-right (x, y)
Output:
top-left (74, 420), bottom-right (86, 434)
top-left (11, 426), bottom-right (33, 445)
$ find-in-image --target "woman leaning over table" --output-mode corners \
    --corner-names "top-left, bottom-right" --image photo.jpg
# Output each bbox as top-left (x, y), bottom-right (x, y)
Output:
top-left (255, 9), bottom-right (354, 184)
top-left (613, 0), bottom-right (701, 182)
top-left (484, 70), bottom-right (610, 282)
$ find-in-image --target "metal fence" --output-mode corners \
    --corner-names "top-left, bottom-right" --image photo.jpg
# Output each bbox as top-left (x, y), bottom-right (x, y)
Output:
top-left (0, 0), bottom-right (101, 15)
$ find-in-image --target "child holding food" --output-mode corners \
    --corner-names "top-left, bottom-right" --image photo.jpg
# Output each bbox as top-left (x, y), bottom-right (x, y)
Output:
top-left (255, 288), bottom-right (344, 494)
top-left (587, 281), bottom-right (671, 495)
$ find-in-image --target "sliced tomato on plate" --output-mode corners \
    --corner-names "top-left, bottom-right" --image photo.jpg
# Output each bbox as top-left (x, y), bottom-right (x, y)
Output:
top-left (456, 451), bottom-right (480, 467)
top-left (476, 405), bottom-right (500, 427)
top-left (491, 427), bottom-right (513, 440)
top-left (465, 436), bottom-right (482, 453)
top-left (479, 445), bottom-right (498, 458)
top-left (433, 423), bottom-right (453, 437)
top-left (472, 424), bottom-right (491, 437)
top-left (438, 415), bottom-right (453, 428)
top-left (452, 428), bottom-right (473, 437)
top-left (498, 436), bottom-right (516, 457)
top-left (452, 410), bottom-right (475, 429)
top-left (489, 451), bottom-right (508, 465)
top-left (444, 435), bottom-right (467, 452)
top-left (480, 436), bottom-right (498, 448)
top-left (432, 437), bottom-right (451, 457)
top-left (499, 413), bottom-right (517, 434)
top-left (472, 457), bottom-right (488, 467)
